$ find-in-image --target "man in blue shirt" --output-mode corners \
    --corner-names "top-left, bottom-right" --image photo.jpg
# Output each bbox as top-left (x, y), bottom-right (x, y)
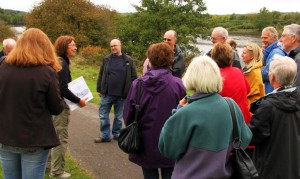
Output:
top-left (95, 39), bottom-right (137, 143)
top-left (260, 26), bottom-right (286, 94)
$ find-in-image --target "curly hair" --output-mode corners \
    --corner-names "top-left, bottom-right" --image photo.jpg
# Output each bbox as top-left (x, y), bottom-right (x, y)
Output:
top-left (147, 42), bottom-right (174, 68)
top-left (211, 43), bottom-right (232, 68)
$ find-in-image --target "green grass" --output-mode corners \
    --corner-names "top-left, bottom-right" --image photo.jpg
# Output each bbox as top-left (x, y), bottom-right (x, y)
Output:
top-left (70, 63), bottom-right (101, 104)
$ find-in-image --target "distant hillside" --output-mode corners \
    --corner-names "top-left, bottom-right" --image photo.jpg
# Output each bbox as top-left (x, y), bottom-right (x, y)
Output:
top-left (0, 8), bottom-right (27, 25)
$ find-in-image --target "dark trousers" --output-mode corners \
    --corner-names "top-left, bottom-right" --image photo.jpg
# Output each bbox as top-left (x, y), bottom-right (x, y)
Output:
top-left (142, 167), bottom-right (173, 179)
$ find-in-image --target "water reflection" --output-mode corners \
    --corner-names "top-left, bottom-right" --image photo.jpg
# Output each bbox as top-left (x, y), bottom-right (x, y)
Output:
top-left (196, 35), bottom-right (261, 56)
top-left (196, 35), bottom-right (261, 68)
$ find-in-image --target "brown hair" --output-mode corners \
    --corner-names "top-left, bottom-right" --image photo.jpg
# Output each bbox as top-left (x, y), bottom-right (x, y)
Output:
top-left (54, 35), bottom-right (75, 57)
top-left (147, 42), bottom-right (174, 68)
top-left (211, 43), bottom-right (232, 68)
top-left (6, 28), bottom-right (61, 71)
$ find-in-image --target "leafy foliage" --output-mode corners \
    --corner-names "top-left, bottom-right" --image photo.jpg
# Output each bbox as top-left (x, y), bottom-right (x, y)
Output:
top-left (0, 8), bottom-right (26, 25)
top-left (24, 0), bottom-right (117, 47)
top-left (0, 21), bottom-right (15, 41)
top-left (116, 0), bottom-right (209, 61)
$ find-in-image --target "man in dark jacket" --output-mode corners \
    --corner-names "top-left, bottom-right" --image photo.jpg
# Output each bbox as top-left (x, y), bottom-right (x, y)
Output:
top-left (206, 27), bottom-right (242, 69)
top-left (280, 23), bottom-right (300, 86)
top-left (163, 30), bottom-right (185, 78)
top-left (95, 39), bottom-right (137, 143)
top-left (249, 54), bottom-right (300, 179)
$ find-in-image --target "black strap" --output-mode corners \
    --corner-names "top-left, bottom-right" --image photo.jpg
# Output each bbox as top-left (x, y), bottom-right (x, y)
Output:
top-left (134, 79), bottom-right (142, 122)
top-left (0, 56), bottom-right (6, 65)
top-left (224, 97), bottom-right (241, 147)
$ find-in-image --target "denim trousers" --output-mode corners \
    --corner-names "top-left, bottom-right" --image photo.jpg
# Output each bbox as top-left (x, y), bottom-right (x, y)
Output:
top-left (48, 104), bottom-right (70, 175)
top-left (142, 167), bottom-right (174, 179)
top-left (0, 148), bottom-right (49, 179)
top-left (99, 95), bottom-right (125, 139)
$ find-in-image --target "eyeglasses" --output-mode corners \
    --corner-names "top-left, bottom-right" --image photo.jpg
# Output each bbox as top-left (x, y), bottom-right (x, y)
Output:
top-left (281, 34), bottom-right (294, 38)
top-left (163, 38), bottom-right (172, 42)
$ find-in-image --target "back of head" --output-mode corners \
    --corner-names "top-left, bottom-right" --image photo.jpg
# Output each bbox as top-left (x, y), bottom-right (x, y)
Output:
top-left (6, 28), bottom-right (61, 71)
top-left (183, 55), bottom-right (222, 93)
top-left (211, 43), bottom-right (232, 68)
top-left (54, 35), bottom-right (75, 57)
top-left (147, 42), bottom-right (174, 68)
top-left (284, 24), bottom-right (300, 44)
top-left (226, 38), bottom-right (237, 49)
top-left (269, 54), bottom-right (297, 86)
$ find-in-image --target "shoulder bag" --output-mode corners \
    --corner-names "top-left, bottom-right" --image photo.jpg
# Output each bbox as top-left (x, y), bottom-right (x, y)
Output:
top-left (224, 97), bottom-right (259, 179)
top-left (118, 79), bottom-right (143, 154)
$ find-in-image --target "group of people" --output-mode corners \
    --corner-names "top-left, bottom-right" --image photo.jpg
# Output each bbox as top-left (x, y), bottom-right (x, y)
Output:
top-left (0, 23), bottom-right (299, 179)
top-left (112, 25), bottom-right (300, 179)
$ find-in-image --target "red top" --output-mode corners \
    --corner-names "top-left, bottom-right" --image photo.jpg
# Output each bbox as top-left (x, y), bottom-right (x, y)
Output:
top-left (219, 66), bottom-right (251, 124)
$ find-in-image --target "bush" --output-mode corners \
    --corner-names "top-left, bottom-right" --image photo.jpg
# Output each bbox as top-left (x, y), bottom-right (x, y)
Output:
top-left (78, 45), bottom-right (109, 65)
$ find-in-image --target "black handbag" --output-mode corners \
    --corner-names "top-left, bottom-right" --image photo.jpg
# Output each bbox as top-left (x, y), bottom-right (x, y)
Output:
top-left (118, 79), bottom-right (142, 154)
top-left (224, 98), bottom-right (259, 179)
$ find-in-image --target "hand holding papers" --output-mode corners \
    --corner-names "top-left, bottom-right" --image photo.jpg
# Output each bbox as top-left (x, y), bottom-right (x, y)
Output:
top-left (64, 76), bottom-right (93, 111)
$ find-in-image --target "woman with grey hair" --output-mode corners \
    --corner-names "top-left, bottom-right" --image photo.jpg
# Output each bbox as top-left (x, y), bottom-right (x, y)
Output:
top-left (249, 54), bottom-right (300, 178)
top-left (159, 56), bottom-right (252, 179)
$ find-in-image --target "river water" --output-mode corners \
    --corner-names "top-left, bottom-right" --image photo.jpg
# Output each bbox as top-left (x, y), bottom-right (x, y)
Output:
top-left (195, 35), bottom-right (261, 68)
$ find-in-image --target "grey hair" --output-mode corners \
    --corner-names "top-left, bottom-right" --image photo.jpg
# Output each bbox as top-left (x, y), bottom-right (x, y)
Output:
top-left (3, 38), bottom-right (16, 47)
top-left (213, 27), bottom-right (228, 40)
top-left (182, 55), bottom-right (223, 93)
top-left (284, 24), bottom-right (300, 43)
top-left (269, 54), bottom-right (297, 86)
top-left (166, 30), bottom-right (177, 40)
top-left (262, 26), bottom-right (278, 38)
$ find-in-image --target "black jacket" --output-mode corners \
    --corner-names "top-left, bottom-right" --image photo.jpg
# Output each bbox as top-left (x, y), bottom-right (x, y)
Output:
top-left (288, 45), bottom-right (300, 86)
top-left (249, 87), bottom-right (300, 179)
top-left (57, 55), bottom-right (80, 103)
top-left (97, 53), bottom-right (137, 98)
top-left (172, 45), bottom-right (185, 78)
top-left (0, 62), bottom-right (63, 148)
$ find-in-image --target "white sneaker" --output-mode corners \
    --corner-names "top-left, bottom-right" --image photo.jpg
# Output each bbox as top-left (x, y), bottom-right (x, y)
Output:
top-left (49, 171), bottom-right (71, 178)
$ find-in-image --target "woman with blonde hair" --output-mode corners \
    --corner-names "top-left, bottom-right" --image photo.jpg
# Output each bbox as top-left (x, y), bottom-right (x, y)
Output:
top-left (159, 56), bottom-right (252, 179)
top-left (241, 43), bottom-right (265, 108)
top-left (0, 28), bottom-right (64, 179)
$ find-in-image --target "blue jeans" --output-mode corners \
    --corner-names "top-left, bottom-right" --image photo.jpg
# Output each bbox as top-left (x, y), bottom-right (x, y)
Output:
top-left (99, 95), bottom-right (125, 139)
top-left (0, 148), bottom-right (49, 179)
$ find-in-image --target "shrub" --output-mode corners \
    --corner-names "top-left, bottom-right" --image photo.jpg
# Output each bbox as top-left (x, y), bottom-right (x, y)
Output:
top-left (78, 45), bottom-right (109, 65)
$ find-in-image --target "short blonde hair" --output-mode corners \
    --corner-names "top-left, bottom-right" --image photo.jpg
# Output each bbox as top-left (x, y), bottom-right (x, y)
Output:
top-left (6, 28), bottom-right (61, 71)
top-left (269, 54), bottom-right (297, 85)
top-left (183, 56), bottom-right (223, 93)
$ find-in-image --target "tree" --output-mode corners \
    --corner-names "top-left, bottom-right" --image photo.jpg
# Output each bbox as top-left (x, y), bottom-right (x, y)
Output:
top-left (116, 0), bottom-right (209, 61)
top-left (0, 21), bottom-right (15, 41)
top-left (24, 0), bottom-right (117, 47)
top-left (255, 7), bottom-right (272, 31)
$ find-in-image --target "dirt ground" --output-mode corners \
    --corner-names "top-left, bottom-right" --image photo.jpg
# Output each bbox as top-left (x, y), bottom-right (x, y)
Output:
top-left (68, 103), bottom-right (143, 179)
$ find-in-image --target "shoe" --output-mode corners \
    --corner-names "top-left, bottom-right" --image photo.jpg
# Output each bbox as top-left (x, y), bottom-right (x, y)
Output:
top-left (94, 137), bottom-right (111, 143)
top-left (113, 136), bottom-right (119, 140)
top-left (49, 171), bottom-right (71, 178)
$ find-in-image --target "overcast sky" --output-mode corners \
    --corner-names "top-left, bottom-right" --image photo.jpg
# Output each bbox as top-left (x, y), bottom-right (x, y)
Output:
top-left (1, 0), bottom-right (299, 14)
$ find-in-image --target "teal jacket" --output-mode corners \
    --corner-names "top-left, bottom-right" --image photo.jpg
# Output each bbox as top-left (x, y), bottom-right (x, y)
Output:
top-left (159, 93), bottom-right (252, 179)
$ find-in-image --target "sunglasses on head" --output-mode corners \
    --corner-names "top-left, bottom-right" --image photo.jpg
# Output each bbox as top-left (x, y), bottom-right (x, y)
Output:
top-left (163, 38), bottom-right (172, 42)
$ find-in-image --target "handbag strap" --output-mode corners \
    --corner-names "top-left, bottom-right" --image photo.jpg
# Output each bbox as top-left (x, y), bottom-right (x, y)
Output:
top-left (134, 79), bottom-right (142, 122)
top-left (224, 97), bottom-right (241, 148)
